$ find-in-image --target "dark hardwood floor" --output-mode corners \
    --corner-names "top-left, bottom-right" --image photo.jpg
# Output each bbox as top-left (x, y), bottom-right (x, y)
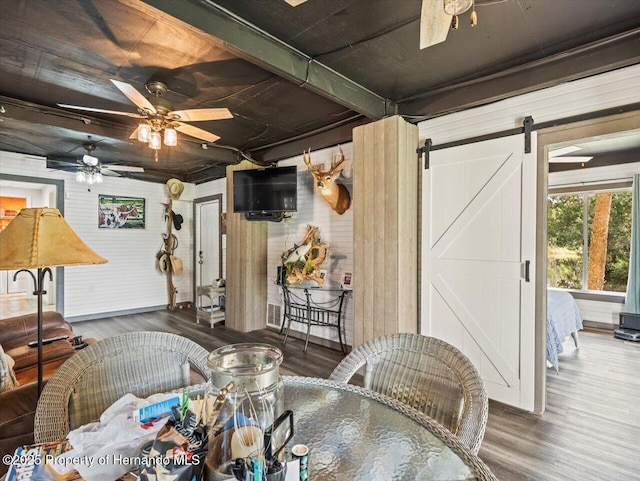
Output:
top-left (74, 310), bottom-right (640, 481)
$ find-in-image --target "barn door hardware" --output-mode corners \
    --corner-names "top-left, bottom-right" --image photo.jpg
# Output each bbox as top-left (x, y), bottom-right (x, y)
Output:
top-left (417, 138), bottom-right (432, 169)
top-left (523, 116), bottom-right (534, 154)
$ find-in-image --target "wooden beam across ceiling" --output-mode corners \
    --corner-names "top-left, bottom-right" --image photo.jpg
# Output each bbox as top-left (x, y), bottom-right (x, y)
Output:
top-left (134, 0), bottom-right (395, 120)
top-left (398, 28), bottom-right (640, 120)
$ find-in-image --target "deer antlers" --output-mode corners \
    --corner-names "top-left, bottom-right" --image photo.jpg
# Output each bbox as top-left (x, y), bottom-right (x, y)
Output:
top-left (303, 148), bottom-right (351, 215)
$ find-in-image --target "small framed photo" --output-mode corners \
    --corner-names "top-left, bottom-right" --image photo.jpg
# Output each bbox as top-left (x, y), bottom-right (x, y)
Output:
top-left (341, 272), bottom-right (353, 290)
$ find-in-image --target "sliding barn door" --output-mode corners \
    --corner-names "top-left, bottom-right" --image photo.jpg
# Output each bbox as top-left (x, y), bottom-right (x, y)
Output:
top-left (422, 134), bottom-right (536, 410)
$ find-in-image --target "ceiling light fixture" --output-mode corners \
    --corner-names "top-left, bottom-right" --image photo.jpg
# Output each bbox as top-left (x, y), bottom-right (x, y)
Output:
top-left (164, 126), bottom-right (177, 147)
top-left (548, 156), bottom-right (594, 164)
top-left (548, 145), bottom-right (593, 163)
top-left (75, 144), bottom-right (103, 184)
top-left (58, 79), bottom-right (233, 163)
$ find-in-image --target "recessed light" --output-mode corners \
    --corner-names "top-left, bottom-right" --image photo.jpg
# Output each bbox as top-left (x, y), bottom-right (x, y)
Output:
top-left (548, 156), bottom-right (593, 163)
top-left (549, 145), bottom-right (581, 157)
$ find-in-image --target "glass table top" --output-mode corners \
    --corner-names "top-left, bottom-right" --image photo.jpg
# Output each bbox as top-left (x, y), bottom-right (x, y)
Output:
top-left (283, 377), bottom-right (489, 481)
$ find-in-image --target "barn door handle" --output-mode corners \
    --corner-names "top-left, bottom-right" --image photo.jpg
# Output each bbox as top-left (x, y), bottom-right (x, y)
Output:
top-left (524, 260), bottom-right (531, 282)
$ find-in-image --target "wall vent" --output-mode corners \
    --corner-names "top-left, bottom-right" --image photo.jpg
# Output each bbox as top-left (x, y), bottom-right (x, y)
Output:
top-left (267, 303), bottom-right (282, 328)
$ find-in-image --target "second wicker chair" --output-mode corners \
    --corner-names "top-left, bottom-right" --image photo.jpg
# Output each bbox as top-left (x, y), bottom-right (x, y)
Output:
top-left (330, 333), bottom-right (488, 454)
top-left (34, 331), bottom-right (210, 444)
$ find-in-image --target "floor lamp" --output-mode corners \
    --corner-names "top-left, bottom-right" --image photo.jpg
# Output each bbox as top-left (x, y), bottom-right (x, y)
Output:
top-left (0, 208), bottom-right (107, 395)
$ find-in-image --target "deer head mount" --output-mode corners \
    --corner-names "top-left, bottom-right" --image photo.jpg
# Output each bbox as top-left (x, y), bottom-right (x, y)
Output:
top-left (303, 148), bottom-right (351, 215)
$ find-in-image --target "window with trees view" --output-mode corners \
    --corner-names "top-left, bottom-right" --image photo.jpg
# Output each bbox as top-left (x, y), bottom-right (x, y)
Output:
top-left (548, 190), bottom-right (632, 293)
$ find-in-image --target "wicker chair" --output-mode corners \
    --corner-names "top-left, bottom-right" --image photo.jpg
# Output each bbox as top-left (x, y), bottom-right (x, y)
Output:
top-left (329, 333), bottom-right (488, 454)
top-left (34, 331), bottom-right (210, 443)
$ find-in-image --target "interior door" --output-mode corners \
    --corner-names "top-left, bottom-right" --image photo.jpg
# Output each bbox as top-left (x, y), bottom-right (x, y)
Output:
top-left (422, 134), bottom-right (536, 410)
top-left (195, 198), bottom-right (221, 289)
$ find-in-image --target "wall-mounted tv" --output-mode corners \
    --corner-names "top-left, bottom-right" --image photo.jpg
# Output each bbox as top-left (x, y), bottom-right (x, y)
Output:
top-left (233, 166), bottom-right (297, 213)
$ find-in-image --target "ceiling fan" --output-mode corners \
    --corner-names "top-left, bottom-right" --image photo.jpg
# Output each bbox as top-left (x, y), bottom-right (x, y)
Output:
top-left (284, 0), bottom-right (482, 49)
top-left (57, 79), bottom-right (233, 150)
top-left (47, 143), bottom-right (145, 184)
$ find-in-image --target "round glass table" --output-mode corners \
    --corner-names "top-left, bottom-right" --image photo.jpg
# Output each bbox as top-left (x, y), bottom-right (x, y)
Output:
top-left (283, 377), bottom-right (496, 481)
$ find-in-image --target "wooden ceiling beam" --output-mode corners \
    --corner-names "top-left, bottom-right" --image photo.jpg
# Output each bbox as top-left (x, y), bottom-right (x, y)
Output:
top-left (398, 28), bottom-right (640, 119)
top-left (135, 0), bottom-right (395, 120)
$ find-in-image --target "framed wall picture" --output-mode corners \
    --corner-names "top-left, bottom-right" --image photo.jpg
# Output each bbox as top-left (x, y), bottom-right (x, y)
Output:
top-left (341, 271), bottom-right (353, 290)
top-left (98, 195), bottom-right (145, 229)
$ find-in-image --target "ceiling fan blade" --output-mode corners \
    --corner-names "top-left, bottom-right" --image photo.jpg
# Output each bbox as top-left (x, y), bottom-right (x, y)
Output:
top-left (129, 127), bottom-right (139, 140)
top-left (284, 0), bottom-right (308, 5)
top-left (100, 168), bottom-right (121, 177)
top-left (420, 0), bottom-right (451, 49)
top-left (46, 157), bottom-right (79, 171)
top-left (104, 165), bottom-right (145, 172)
top-left (175, 122), bottom-right (220, 143)
top-left (110, 79), bottom-right (156, 113)
top-left (57, 104), bottom-right (145, 118)
top-left (170, 108), bottom-right (233, 122)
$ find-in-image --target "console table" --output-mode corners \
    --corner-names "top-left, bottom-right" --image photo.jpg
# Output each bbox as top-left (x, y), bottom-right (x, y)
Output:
top-left (196, 285), bottom-right (225, 328)
top-left (280, 284), bottom-right (350, 353)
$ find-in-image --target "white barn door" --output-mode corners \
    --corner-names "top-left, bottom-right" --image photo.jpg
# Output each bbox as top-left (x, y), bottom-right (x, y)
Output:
top-left (422, 134), bottom-right (536, 410)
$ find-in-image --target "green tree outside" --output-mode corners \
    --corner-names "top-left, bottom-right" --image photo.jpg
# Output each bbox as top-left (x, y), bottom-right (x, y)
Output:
top-left (548, 191), bottom-right (631, 292)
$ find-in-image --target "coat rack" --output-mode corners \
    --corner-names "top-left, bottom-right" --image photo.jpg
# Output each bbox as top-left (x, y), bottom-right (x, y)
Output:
top-left (159, 179), bottom-right (185, 310)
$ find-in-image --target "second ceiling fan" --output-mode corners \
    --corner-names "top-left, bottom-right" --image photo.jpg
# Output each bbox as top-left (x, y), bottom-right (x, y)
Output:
top-left (58, 79), bottom-right (233, 153)
top-left (285, 0), bottom-right (481, 49)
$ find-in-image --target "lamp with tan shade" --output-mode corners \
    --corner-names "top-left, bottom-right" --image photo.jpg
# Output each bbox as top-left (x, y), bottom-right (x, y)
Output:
top-left (0, 208), bottom-right (107, 395)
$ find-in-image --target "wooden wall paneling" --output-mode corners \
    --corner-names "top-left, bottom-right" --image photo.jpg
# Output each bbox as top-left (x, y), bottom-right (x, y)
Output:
top-left (225, 161), bottom-right (268, 332)
top-left (382, 118), bottom-right (398, 339)
top-left (352, 128), bottom-right (365, 347)
top-left (352, 116), bottom-right (419, 347)
top-left (398, 120), bottom-right (419, 333)
top-left (373, 119), bottom-right (387, 340)
top-left (362, 121), bottom-right (380, 347)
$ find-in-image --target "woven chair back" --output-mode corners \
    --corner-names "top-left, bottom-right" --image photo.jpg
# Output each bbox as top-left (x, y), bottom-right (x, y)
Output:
top-left (34, 331), bottom-right (209, 443)
top-left (330, 333), bottom-right (488, 454)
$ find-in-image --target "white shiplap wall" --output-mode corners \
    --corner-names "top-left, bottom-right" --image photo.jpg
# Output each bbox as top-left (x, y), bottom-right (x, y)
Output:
top-left (195, 147), bottom-right (355, 346)
top-left (267, 145), bottom-right (355, 346)
top-left (0, 151), bottom-right (195, 320)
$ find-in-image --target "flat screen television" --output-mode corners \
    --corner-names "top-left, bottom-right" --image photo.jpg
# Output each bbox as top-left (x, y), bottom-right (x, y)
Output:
top-left (233, 166), bottom-right (297, 213)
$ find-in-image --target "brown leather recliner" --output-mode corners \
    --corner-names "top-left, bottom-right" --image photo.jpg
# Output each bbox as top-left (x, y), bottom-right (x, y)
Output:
top-left (0, 311), bottom-right (78, 475)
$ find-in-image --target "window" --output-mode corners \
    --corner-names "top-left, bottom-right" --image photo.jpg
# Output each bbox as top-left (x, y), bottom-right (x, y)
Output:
top-left (548, 190), bottom-right (632, 293)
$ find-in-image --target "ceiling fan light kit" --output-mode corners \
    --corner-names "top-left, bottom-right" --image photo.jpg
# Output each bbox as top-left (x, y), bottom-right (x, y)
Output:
top-left (420, 0), bottom-right (480, 49)
top-left (137, 122), bottom-right (151, 143)
top-left (444, 0), bottom-right (474, 16)
top-left (57, 78), bottom-right (233, 160)
top-left (149, 130), bottom-right (162, 150)
top-left (76, 167), bottom-right (103, 185)
top-left (163, 126), bottom-right (177, 146)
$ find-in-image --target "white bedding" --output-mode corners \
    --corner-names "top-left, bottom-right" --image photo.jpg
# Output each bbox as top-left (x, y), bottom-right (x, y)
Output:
top-left (547, 289), bottom-right (583, 367)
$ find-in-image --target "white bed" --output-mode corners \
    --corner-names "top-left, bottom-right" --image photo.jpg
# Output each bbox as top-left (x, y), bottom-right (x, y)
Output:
top-left (547, 289), bottom-right (583, 371)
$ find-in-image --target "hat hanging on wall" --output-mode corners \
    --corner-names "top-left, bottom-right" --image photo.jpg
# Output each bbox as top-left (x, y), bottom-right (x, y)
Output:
top-left (170, 255), bottom-right (183, 276)
top-left (166, 178), bottom-right (184, 200)
top-left (158, 253), bottom-right (170, 273)
top-left (172, 212), bottom-right (184, 231)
